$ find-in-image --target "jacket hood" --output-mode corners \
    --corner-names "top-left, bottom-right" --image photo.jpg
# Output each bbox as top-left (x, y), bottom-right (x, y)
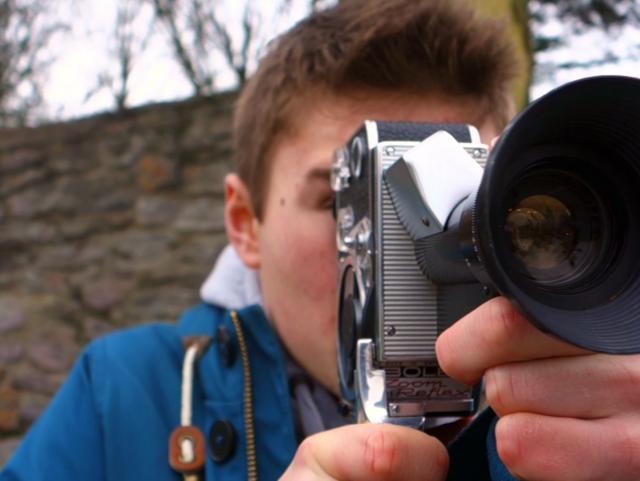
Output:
top-left (200, 244), bottom-right (263, 311)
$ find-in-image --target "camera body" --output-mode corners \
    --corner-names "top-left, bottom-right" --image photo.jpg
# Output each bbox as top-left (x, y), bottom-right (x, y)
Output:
top-left (333, 120), bottom-right (491, 428)
top-left (335, 77), bottom-right (640, 427)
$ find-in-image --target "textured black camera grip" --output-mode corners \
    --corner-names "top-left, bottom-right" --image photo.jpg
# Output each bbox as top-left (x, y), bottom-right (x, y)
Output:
top-left (375, 121), bottom-right (472, 143)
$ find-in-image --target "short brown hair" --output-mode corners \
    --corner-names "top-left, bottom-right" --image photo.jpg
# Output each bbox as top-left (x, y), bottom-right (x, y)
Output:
top-left (233, 0), bottom-right (519, 219)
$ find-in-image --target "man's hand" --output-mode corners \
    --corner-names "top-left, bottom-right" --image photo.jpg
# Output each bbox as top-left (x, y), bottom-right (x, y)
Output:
top-left (437, 296), bottom-right (640, 480)
top-left (280, 423), bottom-right (449, 480)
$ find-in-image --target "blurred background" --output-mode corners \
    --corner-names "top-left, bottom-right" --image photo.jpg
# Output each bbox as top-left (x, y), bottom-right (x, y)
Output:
top-left (0, 0), bottom-right (638, 465)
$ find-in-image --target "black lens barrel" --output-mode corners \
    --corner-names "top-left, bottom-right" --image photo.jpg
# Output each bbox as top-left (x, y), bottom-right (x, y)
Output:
top-left (472, 76), bottom-right (640, 354)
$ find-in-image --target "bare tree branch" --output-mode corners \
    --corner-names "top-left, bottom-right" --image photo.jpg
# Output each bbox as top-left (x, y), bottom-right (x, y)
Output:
top-left (238, 1), bottom-right (253, 84)
top-left (85, 0), bottom-right (152, 112)
top-left (115, 0), bottom-right (135, 110)
top-left (147, 0), bottom-right (303, 94)
top-left (151, 0), bottom-right (205, 95)
top-left (0, 0), bottom-right (68, 127)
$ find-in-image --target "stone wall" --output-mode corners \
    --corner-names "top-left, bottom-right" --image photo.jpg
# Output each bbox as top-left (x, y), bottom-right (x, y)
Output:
top-left (0, 92), bottom-right (236, 464)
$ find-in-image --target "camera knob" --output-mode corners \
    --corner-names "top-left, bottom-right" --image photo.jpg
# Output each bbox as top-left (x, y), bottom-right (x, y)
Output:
top-left (355, 231), bottom-right (371, 267)
top-left (349, 136), bottom-right (365, 179)
top-left (331, 147), bottom-right (351, 191)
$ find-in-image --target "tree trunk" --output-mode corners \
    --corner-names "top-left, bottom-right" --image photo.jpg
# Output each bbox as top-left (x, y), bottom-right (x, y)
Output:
top-left (467, 0), bottom-right (533, 112)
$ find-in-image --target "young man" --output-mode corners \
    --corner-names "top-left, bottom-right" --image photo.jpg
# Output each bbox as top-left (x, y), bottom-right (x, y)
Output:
top-left (4, 0), bottom-right (640, 480)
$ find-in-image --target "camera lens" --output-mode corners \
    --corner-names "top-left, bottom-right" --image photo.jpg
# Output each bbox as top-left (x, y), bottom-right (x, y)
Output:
top-left (463, 76), bottom-right (640, 353)
top-left (505, 196), bottom-right (577, 272)
top-left (503, 168), bottom-right (610, 290)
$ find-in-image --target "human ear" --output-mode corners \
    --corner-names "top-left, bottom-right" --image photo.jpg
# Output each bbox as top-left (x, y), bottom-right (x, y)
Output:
top-left (224, 173), bottom-right (261, 269)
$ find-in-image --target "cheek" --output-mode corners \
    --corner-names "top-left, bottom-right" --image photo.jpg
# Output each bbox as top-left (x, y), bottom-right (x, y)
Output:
top-left (268, 213), bottom-right (337, 303)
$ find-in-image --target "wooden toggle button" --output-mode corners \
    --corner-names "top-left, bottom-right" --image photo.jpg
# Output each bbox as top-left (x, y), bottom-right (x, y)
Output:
top-left (169, 425), bottom-right (206, 474)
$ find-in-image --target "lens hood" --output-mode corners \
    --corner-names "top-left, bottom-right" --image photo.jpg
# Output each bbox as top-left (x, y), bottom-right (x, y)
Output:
top-left (477, 76), bottom-right (640, 354)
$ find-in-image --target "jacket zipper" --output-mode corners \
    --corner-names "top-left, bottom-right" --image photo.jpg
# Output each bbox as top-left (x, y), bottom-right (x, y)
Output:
top-left (230, 311), bottom-right (258, 481)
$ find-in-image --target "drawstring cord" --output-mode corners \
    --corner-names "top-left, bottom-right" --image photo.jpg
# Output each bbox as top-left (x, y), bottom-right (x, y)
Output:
top-left (179, 344), bottom-right (199, 473)
top-left (170, 316), bottom-right (257, 481)
top-left (169, 337), bottom-right (211, 481)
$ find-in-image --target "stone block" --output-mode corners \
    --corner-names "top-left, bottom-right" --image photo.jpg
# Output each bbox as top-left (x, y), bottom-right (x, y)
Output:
top-left (108, 211), bottom-right (135, 229)
top-left (132, 255), bottom-right (209, 288)
top-left (76, 245), bottom-right (106, 266)
top-left (187, 147), bottom-right (231, 166)
top-left (0, 300), bottom-right (25, 334)
top-left (7, 181), bottom-right (71, 218)
top-left (0, 168), bottom-right (48, 197)
top-left (6, 188), bottom-right (41, 218)
top-left (48, 144), bottom-right (99, 174)
top-left (0, 150), bottom-right (46, 174)
top-left (173, 199), bottom-right (225, 233)
top-left (179, 235), bottom-right (227, 265)
top-left (0, 409), bottom-right (19, 433)
top-left (0, 256), bottom-right (33, 290)
top-left (0, 222), bottom-right (60, 245)
top-left (0, 385), bottom-right (19, 432)
top-left (28, 296), bottom-right (83, 324)
top-left (109, 231), bottom-right (176, 259)
top-left (82, 317), bottom-right (116, 341)
top-left (0, 250), bottom-right (32, 272)
top-left (0, 385), bottom-right (18, 406)
top-left (60, 211), bottom-right (134, 240)
top-left (182, 163), bottom-right (229, 195)
top-left (67, 266), bottom-right (101, 290)
top-left (181, 107), bottom-right (233, 151)
top-left (12, 371), bottom-right (64, 395)
top-left (7, 174), bottom-right (134, 219)
top-left (135, 196), bottom-right (184, 226)
top-left (0, 273), bottom-right (14, 289)
top-left (27, 327), bottom-right (80, 373)
top-left (135, 105), bottom-right (183, 130)
top-left (37, 245), bottom-right (80, 270)
top-left (99, 135), bottom-right (146, 169)
top-left (136, 153), bottom-right (178, 192)
top-left (124, 288), bottom-right (199, 323)
top-left (60, 217), bottom-right (98, 240)
top-left (0, 438), bottom-right (20, 467)
top-left (95, 189), bottom-right (136, 212)
top-left (19, 393), bottom-right (49, 424)
top-left (81, 276), bottom-right (132, 311)
top-left (0, 342), bottom-right (24, 365)
top-left (23, 270), bottom-right (69, 296)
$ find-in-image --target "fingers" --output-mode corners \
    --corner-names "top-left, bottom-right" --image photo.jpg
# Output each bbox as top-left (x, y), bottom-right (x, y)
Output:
top-left (485, 353), bottom-right (640, 419)
top-left (436, 297), bottom-right (588, 385)
top-left (280, 423), bottom-right (448, 481)
top-left (496, 413), bottom-right (640, 480)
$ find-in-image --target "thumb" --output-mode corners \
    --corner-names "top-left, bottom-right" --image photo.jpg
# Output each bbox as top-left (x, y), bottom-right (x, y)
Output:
top-left (280, 423), bottom-right (449, 481)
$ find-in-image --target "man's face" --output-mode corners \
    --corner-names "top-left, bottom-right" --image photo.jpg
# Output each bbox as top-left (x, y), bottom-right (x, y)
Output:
top-left (256, 90), bottom-right (501, 394)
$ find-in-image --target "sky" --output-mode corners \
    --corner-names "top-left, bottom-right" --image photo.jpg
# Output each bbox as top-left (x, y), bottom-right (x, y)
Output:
top-left (530, 8), bottom-right (640, 99)
top-left (36, 0), bottom-right (640, 122)
top-left (42, 0), bottom-right (324, 121)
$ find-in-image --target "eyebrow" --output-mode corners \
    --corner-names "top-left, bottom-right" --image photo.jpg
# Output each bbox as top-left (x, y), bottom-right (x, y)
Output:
top-left (305, 167), bottom-right (331, 182)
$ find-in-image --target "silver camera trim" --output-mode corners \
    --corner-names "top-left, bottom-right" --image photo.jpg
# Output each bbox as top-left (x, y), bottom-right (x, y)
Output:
top-left (356, 339), bottom-right (426, 428)
top-left (356, 339), bottom-right (477, 428)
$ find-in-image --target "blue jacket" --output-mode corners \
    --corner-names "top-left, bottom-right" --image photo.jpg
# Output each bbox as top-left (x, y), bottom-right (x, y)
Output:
top-left (1, 302), bottom-right (514, 480)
